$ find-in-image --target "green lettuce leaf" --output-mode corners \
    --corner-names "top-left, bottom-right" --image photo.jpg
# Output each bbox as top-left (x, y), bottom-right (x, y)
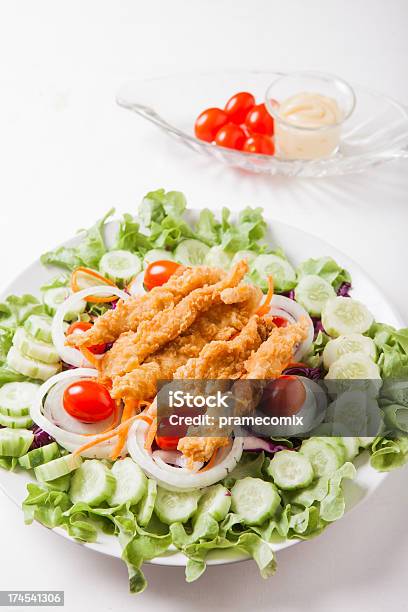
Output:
top-left (41, 209), bottom-right (114, 271)
top-left (319, 462), bottom-right (356, 522)
top-left (0, 294), bottom-right (44, 331)
top-left (370, 437), bottom-right (408, 471)
top-left (0, 457), bottom-right (18, 471)
top-left (40, 247), bottom-right (82, 271)
top-left (76, 208), bottom-right (114, 268)
top-left (114, 213), bottom-right (152, 253)
top-left (368, 323), bottom-right (408, 378)
top-left (223, 452), bottom-right (266, 487)
top-left (23, 484), bottom-right (71, 529)
top-left (138, 189), bottom-right (187, 227)
top-left (220, 207), bottom-right (267, 253)
top-left (171, 513), bottom-right (219, 549)
top-left (296, 256), bottom-right (351, 290)
top-left (195, 209), bottom-right (221, 246)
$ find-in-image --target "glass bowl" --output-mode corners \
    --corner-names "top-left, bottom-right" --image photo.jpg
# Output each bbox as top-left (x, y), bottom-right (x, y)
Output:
top-left (116, 70), bottom-right (408, 178)
top-left (265, 71), bottom-right (356, 160)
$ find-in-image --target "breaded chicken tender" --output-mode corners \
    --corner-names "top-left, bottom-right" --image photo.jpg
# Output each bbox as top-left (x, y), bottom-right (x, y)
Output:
top-left (176, 316), bottom-right (275, 464)
top-left (67, 265), bottom-right (224, 348)
top-left (99, 260), bottom-right (248, 378)
top-left (177, 318), bottom-right (309, 464)
top-left (110, 301), bottom-right (255, 401)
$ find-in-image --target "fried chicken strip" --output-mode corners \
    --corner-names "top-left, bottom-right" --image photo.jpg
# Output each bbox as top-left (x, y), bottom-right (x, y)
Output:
top-left (174, 315), bottom-right (272, 380)
top-left (99, 260), bottom-right (249, 378)
top-left (177, 318), bottom-right (309, 464)
top-left (67, 265), bottom-right (224, 348)
top-left (110, 301), bottom-right (257, 401)
top-left (176, 316), bottom-right (275, 464)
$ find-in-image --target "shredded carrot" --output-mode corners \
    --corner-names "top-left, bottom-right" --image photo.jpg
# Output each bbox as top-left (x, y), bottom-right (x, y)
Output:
top-left (71, 266), bottom-right (119, 303)
top-left (144, 417), bottom-right (158, 451)
top-left (79, 347), bottom-right (101, 369)
top-left (255, 276), bottom-right (274, 317)
top-left (198, 448), bottom-right (219, 472)
top-left (110, 399), bottom-right (140, 460)
top-left (73, 417), bottom-right (137, 457)
top-left (82, 399), bottom-right (121, 437)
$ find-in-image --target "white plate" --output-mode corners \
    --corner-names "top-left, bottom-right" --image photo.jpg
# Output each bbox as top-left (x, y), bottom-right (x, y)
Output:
top-left (0, 214), bottom-right (404, 568)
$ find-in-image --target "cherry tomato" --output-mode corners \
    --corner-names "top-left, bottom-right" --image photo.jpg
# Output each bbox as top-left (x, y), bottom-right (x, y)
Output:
top-left (63, 379), bottom-right (115, 423)
top-left (272, 316), bottom-right (289, 328)
top-left (245, 103), bottom-right (274, 136)
top-left (65, 321), bottom-right (107, 355)
top-left (243, 134), bottom-right (275, 155)
top-left (259, 376), bottom-right (306, 418)
top-left (215, 123), bottom-right (246, 150)
top-left (194, 108), bottom-right (228, 142)
top-left (155, 435), bottom-right (180, 451)
top-left (144, 260), bottom-right (181, 291)
top-left (224, 92), bottom-right (255, 125)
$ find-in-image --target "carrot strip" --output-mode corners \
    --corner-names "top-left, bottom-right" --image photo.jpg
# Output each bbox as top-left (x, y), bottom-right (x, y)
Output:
top-left (79, 347), bottom-right (101, 369)
top-left (71, 266), bottom-right (119, 303)
top-left (144, 417), bottom-right (158, 451)
top-left (255, 276), bottom-right (274, 317)
top-left (72, 418), bottom-right (135, 457)
top-left (110, 399), bottom-right (140, 460)
top-left (82, 400), bottom-right (121, 437)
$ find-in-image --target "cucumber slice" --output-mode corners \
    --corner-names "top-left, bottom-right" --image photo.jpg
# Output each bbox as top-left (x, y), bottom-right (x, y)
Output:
top-left (325, 352), bottom-right (381, 381)
top-left (300, 438), bottom-right (342, 477)
top-left (18, 442), bottom-right (60, 469)
top-left (69, 459), bottom-right (116, 506)
top-left (231, 477), bottom-right (280, 525)
top-left (194, 484), bottom-right (231, 523)
top-left (204, 246), bottom-right (232, 270)
top-left (7, 347), bottom-right (62, 381)
top-left (0, 382), bottom-right (39, 417)
top-left (0, 412), bottom-right (33, 429)
top-left (43, 287), bottom-right (86, 320)
top-left (0, 428), bottom-right (34, 457)
top-left (143, 249), bottom-right (174, 266)
top-left (322, 297), bottom-right (374, 337)
top-left (253, 253), bottom-right (296, 293)
top-left (12, 328), bottom-right (59, 365)
top-left (294, 274), bottom-right (336, 316)
top-left (107, 458), bottom-right (147, 506)
top-left (231, 250), bottom-right (257, 268)
top-left (319, 437), bottom-right (347, 463)
top-left (99, 250), bottom-right (142, 285)
top-left (154, 487), bottom-right (200, 524)
top-left (24, 315), bottom-right (53, 343)
top-left (137, 479), bottom-right (157, 527)
top-left (323, 333), bottom-right (377, 369)
top-left (267, 450), bottom-right (314, 490)
top-left (35, 453), bottom-right (82, 482)
top-left (174, 239), bottom-right (210, 266)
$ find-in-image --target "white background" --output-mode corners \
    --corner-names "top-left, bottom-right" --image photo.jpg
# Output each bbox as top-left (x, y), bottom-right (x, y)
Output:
top-left (0, 1), bottom-right (407, 610)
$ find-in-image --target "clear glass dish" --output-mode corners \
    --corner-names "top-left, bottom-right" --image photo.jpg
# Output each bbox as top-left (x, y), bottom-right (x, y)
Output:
top-left (117, 70), bottom-right (408, 178)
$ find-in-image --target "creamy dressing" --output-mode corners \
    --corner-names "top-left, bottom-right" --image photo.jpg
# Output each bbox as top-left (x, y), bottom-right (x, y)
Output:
top-left (274, 92), bottom-right (343, 160)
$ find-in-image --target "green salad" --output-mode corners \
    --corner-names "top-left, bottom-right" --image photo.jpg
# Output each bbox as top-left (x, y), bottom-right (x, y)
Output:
top-left (0, 188), bottom-right (407, 594)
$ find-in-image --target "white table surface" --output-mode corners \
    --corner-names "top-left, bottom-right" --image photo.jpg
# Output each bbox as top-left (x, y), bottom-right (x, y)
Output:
top-left (0, 1), bottom-right (407, 610)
